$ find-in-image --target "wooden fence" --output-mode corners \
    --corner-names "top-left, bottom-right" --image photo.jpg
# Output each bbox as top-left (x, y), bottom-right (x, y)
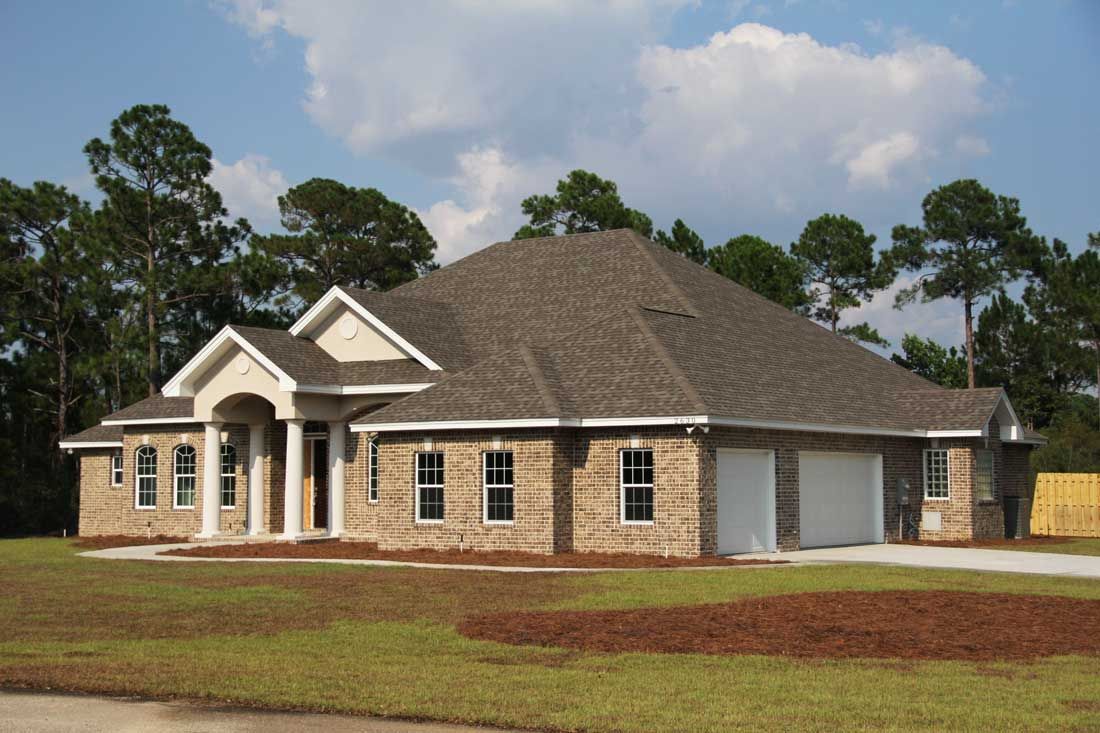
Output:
top-left (1031, 473), bottom-right (1100, 537)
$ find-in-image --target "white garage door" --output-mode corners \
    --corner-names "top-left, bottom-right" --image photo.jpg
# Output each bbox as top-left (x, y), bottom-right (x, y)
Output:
top-left (798, 452), bottom-right (884, 548)
top-left (717, 449), bottom-right (775, 554)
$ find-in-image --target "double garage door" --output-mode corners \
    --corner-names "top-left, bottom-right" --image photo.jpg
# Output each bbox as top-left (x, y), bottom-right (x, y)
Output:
top-left (717, 450), bottom-right (883, 554)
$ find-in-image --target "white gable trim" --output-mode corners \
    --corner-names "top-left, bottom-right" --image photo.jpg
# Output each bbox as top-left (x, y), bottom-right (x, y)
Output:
top-left (59, 440), bottom-right (123, 449)
top-left (294, 382), bottom-right (436, 396)
top-left (987, 392), bottom-right (1026, 442)
top-left (161, 326), bottom-right (297, 397)
top-left (288, 287), bottom-right (443, 371)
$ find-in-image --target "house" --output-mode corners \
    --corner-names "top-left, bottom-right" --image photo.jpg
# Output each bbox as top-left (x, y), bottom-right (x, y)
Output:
top-left (60, 230), bottom-right (1044, 555)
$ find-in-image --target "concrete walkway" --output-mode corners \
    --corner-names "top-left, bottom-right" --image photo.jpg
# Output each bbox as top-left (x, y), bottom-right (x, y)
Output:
top-left (0, 690), bottom-right (520, 733)
top-left (747, 543), bottom-right (1100, 578)
top-left (78, 542), bottom-right (783, 574)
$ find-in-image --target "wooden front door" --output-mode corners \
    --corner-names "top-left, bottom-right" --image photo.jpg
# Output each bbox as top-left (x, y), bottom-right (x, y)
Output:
top-left (303, 439), bottom-right (328, 530)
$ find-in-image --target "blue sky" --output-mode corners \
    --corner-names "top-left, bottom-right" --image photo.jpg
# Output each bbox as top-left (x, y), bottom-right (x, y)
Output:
top-left (2, 1), bottom-right (1097, 353)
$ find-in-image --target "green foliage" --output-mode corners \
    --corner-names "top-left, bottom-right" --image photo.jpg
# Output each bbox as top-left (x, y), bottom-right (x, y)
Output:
top-left (85, 104), bottom-right (249, 393)
top-left (889, 179), bottom-right (1046, 387)
top-left (792, 213), bottom-right (894, 345)
top-left (513, 169), bottom-right (653, 239)
top-left (706, 234), bottom-right (810, 311)
top-left (974, 292), bottom-right (1090, 428)
top-left (653, 219), bottom-right (706, 264)
top-left (890, 334), bottom-right (968, 389)
top-left (253, 177), bottom-right (438, 304)
top-left (1032, 395), bottom-right (1100, 473)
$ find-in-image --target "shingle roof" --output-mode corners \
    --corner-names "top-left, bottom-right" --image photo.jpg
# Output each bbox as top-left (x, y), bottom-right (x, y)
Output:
top-left (60, 424), bottom-right (123, 445)
top-left (891, 388), bottom-right (1005, 432)
top-left (103, 395), bottom-right (195, 421)
top-left (366, 229), bottom-right (976, 434)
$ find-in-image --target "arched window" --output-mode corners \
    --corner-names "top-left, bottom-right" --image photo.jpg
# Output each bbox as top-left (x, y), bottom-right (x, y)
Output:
top-left (135, 445), bottom-right (157, 509)
top-left (220, 444), bottom-right (237, 508)
top-left (174, 445), bottom-right (197, 509)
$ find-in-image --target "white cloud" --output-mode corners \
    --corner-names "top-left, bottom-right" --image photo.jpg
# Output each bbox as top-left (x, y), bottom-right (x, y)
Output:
top-left (219, 6), bottom-right (995, 304)
top-left (839, 275), bottom-right (965, 355)
top-left (955, 134), bottom-right (991, 157)
top-left (208, 154), bottom-right (289, 231)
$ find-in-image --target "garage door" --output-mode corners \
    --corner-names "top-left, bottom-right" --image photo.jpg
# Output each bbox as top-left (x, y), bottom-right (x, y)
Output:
top-left (798, 452), bottom-right (883, 548)
top-left (717, 449), bottom-right (775, 554)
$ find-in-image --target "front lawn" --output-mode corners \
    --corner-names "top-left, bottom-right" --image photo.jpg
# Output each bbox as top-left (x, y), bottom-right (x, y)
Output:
top-left (2, 538), bottom-right (1099, 731)
top-left (1004, 537), bottom-right (1100, 556)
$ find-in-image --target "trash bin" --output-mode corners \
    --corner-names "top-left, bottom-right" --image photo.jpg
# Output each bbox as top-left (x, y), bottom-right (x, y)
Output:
top-left (1003, 497), bottom-right (1031, 539)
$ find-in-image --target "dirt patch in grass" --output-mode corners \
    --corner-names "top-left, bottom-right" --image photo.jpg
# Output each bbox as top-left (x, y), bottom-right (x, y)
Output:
top-left (73, 535), bottom-right (188, 550)
top-left (458, 590), bottom-right (1100, 661)
top-left (161, 541), bottom-right (785, 568)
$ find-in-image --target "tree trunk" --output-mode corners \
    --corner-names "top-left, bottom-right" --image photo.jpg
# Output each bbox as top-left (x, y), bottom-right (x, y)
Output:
top-left (146, 266), bottom-right (159, 396)
top-left (53, 277), bottom-right (66, 474)
top-left (964, 295), bottom-right (976, 389)
top-left (1095, 339), bottom-right (1100, 429)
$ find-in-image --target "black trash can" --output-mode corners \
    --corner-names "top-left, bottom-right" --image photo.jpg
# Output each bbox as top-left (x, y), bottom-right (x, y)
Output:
top-left (1003, 497), bottom-right (1031, 539)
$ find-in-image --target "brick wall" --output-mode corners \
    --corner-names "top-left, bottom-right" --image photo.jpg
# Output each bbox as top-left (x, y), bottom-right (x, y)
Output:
top-left (77, 425), bottom-right (250, 537)
top-left (343, 430), bottom-right (566, 554)
top-left (917, 418), bottom-right (1006, 541)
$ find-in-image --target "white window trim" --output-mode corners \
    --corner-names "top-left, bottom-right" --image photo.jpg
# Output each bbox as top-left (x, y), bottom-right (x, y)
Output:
top-left (482, 450), bottom-right (514, 525)
top-left (111, 453), bottom-right (123, 487)
top-left (368, 439), bottom-right (379, 503)
top-left (415, 452), bottom-right (444, 524)
top-left (134, 446), bottom-right (157, 510)
top-left (974, 449), bottom-right (996, 503)
top-left (922, 448), bottom-right (951, 501)
top-left (620, 448), bottom-right (655, 526)
top-left (220, 444), bottom-right (237, 510)
top-left (173, 445), bottom-right (197, 510)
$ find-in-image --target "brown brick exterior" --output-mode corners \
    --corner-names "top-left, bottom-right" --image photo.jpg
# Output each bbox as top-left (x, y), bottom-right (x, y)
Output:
top-left (77, 425), bottom-right (251, 537)
top-left (77, 421), bottom-right (1034, 553)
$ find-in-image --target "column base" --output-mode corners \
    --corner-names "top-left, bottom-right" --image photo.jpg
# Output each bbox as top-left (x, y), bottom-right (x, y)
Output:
top-left (193, 531), bottom-right (222, 540)
top-left (276, 532), bottom-right (305, 542)
top-left (325, 530), bottom-right (344, 540)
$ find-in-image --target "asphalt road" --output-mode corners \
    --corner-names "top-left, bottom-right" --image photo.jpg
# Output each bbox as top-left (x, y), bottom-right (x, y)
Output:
top-left (0, 691), bottom-right (520, 733)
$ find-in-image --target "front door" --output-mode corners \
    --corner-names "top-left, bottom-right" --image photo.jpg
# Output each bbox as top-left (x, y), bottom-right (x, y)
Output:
top-left (303, 439), bottom-right (328, 530)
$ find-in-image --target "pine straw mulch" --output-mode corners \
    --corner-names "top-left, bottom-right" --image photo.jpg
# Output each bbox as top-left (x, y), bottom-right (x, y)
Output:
top-left (161, 541), bottom-right (786, 568)
top-left (897, 536), bottom-right (1073, 549)
top-left (73, 535), bottom-right (189, 550)
top-left (458, 590), bottom-right (1100, 661)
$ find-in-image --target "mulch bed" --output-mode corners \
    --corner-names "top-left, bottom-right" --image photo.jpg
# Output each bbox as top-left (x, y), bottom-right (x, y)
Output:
top-left (458, 590), bottom-right (1100, 661)
top-left (73, 535), bottom-right (189, 550)
top-left (897, 536), bottom-right (1074, 549)
top-left (161, 541), bottom-right (786, 568)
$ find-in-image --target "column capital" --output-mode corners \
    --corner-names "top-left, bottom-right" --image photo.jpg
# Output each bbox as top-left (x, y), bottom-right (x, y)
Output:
top-left (284, 418), bottom-right (306, 427)
top-left (203, 421), bottom-right (224, 429)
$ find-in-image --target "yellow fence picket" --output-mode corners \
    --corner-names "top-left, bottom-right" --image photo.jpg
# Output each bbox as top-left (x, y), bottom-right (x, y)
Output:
top-left (1031, 473), bottom-right (1100, 537)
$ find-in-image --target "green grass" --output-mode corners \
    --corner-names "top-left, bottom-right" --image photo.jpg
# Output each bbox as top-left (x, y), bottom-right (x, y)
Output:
top-left (2, 538), bottom-right (1099, 731)
top-left (1001, 538), bottom-right (1100, 556)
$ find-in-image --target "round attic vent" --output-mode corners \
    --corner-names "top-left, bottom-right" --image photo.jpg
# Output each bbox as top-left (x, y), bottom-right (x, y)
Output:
top-left (339, 315), bottom-right (358, 339)
top-left (235, 355), bottom-right (250, 375)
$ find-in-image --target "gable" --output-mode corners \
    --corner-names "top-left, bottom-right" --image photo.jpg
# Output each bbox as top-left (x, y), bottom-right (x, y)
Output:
top-left (308, 304), bottom-right (410, 363)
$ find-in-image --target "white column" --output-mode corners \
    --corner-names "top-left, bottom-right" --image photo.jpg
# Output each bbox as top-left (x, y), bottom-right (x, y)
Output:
top-left (196, 422), bottom-right (222, 538)
top-left (280, 419), bottom-right (305, 540)
top-left (247, 424), bottom-right (266, 535)
top-left (327, 421), bottom-right (346, 538)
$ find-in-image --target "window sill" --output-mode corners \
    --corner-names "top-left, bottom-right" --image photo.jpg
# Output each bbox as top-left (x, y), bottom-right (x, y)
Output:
top-left (923, 497), bottom-right (951, 502)
top-left (221, 506), bottom-right (236, 511)
top-left (415, 519), bottom-right (444, 525)
top-left (134, 506), bottom-right (156, 511)
top-left (484, 520), bottom-right (515, 526)
top-left (173, 506), bottom-right (195, 511)
top-left (621, 521), bottom-right (655, 526)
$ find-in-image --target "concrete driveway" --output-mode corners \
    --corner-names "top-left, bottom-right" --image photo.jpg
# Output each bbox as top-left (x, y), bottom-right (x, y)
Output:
top-left (0, 691), bottom-right (520, 733)
top-left (762, 543), bottom-right (1100, 578)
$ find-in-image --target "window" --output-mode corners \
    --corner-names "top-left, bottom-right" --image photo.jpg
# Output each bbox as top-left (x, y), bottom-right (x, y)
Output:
top-left (220, 444), bottom-right (237, 508)
top-left (416, 452), bottom-right (444, 522)
top-left (484, 450), bottom-right (514, 523)
top-left (111, 453), bottom-right (123, 486)
top-left (368, 439), bottom-right (379, 503)
top-left (173, 445), bottom-right (197, 509)
top-left (135, 445), bottom-right (157, 509)
top-left (975, 449), bottom-right (994, 502)
top-left (923, 449), bottom-right (949, 499)
top-left (620, 448), bottom-right (654, 523)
